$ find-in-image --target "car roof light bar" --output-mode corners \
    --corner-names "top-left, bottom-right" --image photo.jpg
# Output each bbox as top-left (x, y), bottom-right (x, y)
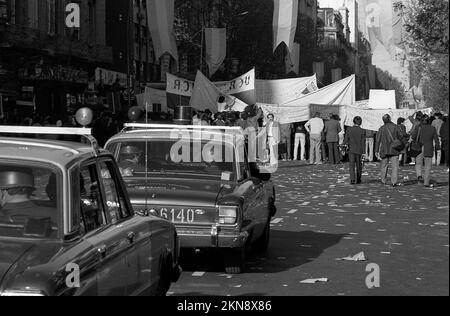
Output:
top-left (124, 123), bottom-right (242, 132)
top-left (0, 126), bottom-right (92, 136)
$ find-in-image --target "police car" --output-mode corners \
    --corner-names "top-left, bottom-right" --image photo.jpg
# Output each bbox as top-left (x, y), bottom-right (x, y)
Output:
top-left (0, 109), bottom-right (181, 296)
top-left (105, 123), bottom-right (276, 274)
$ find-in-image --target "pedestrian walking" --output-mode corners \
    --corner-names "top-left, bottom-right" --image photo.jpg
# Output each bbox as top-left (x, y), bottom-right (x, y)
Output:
top-left (344, 116), bottom-right (366, 184)
top-left (408, 111), bottom-right (424, 165)
top-left (397, 118), bottom-right (409, 166)
top-left (412, 115), bottom-right (441, 187)
top-left (375, 114), bottom-right (404, 187)
top-left (293, 123), bottom-right (307, 161)
top-left (432, 113), bottom-right (444, 165)
top-left (324, 114), bottom-right (342, 164)
top-left (305, 112), bottom-right (324, 165)
top-left (440, 117), bottom-right (449, 172)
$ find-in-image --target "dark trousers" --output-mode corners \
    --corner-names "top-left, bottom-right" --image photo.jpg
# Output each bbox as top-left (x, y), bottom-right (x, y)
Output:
top-left (349, 153), bottom-right (363, 183)
top-left (327, 142), bottom-right (340, 164)
top-left (443, 140), bottom-right (450, 166)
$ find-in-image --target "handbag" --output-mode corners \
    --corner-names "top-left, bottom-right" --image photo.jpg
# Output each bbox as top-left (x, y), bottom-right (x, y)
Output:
top-left (387, 127), bottom-right (405, 152)
top-left (408, 126), bottom-right (422, 158)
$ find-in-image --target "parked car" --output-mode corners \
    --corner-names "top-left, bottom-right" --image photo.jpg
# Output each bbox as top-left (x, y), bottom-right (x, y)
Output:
top-left (105, 124), bottom-right (276, 274)
top-left (0, 123), bottom-right (181, 296)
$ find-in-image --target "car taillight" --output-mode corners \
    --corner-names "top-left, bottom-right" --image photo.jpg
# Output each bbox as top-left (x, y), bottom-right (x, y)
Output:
top-left (218, 206), bottom-right (238, 225)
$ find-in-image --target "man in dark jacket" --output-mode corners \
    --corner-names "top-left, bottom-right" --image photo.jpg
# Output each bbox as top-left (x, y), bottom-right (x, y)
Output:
top-left (324, 115), bottom-right (342, 164)
top-left (440, 117), bottom-right (449, 171)
top-left (375, 114), bottom-right (404, 187)
top-left (344, 116), bottom-right (366, 184)
top-left (412, 116), bottom-right (441, 187)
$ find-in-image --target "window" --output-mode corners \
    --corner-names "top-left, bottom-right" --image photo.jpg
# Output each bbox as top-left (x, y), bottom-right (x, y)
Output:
top-left (79, 164), bottom-right (106, 233)
top-left (99, 160), bottom-right (132, 224)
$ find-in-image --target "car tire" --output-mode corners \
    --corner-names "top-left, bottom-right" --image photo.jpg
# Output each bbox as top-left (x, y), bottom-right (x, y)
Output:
top-left (224, 248), bottom-right (246, 275)
top-left (253, 220), bottom-right (271, 253)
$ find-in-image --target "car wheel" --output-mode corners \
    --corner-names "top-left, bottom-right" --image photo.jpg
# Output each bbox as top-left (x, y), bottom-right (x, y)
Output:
top-left (224, 248), bottom-right (246, 275)
top-left (253, 221), bottom-right (271, 253)
top-left (155, 256), bottom-right (172, 296)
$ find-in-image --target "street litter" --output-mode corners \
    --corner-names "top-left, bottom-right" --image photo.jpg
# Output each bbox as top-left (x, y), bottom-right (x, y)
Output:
top-left (300, 278), bottom-right (328, 284)
top-left (336, 252), bottom-right (367, 262)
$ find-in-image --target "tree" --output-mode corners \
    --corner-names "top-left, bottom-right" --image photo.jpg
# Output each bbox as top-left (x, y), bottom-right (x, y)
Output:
top-left (394, 0), bottom-right (449, 112)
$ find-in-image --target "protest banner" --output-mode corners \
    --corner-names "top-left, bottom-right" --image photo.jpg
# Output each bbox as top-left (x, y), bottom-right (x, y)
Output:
top-left (368, 90), bottom-right (396, 109)
top-left (166, 73), bottom-right (194, 109)
top-left (256, 75), bottom-right (317, 104)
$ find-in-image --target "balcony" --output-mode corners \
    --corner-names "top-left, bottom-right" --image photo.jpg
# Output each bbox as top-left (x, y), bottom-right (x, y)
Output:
top-left (2, 24), bottom-right (113, 64)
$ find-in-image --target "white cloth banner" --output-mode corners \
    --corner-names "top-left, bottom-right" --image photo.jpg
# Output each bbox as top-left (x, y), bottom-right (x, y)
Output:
top-left (255, 75), bottom-right (318, 104)
top-left (190, 71), bottom-right (248, 112)
top-left (344, 106), bottom-right (434, 131)
top-left (146, 0), bottom-right (178, 61)
top-left (205, 28), bottom-right (227, 77)
top-left (273, 0), bottom-right (299, 53)
top-left (259, 75), bottom-right (356, 124)
top-left (166, 69), bottom-right (256, 106)
top-left (368, 90), bottom-right (396, 109)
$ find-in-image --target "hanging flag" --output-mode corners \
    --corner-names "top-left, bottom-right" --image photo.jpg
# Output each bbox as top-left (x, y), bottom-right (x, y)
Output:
top-left (190, 71), bottom-right (248, 113)
top-left (205, 28), bottom-right (227, 77)
top-left (273, 0), bottom-right (299, 53)
top-left (146, 0), bottom-right (178, 62)
top-left (285, 42), bottom-right (301, 75)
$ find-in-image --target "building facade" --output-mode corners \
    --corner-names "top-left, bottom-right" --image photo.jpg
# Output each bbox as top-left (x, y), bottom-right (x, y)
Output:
top-left (0, 0), bottom-right (113, 120)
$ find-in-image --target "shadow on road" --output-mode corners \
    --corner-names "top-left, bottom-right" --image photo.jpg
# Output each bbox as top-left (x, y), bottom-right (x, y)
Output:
top-left (256, 230), bottom-right (347, 273)
top-left (179, 230), bottom-right (347, 274)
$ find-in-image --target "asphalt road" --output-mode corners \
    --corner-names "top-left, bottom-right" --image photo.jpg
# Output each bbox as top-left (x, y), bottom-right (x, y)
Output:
top-left (169, 162), bottom-right (449, 296)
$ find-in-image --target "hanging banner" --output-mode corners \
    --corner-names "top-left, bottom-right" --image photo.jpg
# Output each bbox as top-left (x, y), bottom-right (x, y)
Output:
top-left (273, 0), bottom-right (299, 53)
top-left (190, 71), bottom-right (248, 113)
top-left (285, 42), bottom-right (301, 75)
top-left (259, 75), bottom-right (356, 124)
top-left (205, 28), bottom-right (227, 77)
top-left (255, 75), bottom-right (317, 104)
top-left (146, 0), bottom-right (178, 62)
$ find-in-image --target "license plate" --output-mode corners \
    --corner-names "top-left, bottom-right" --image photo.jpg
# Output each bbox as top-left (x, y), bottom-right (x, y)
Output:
top-left (159, 208), bottom-right (199, 224)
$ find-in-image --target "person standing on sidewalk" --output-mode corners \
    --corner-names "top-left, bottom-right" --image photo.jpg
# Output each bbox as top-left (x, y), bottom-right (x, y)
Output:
top-left (375, 114), bottom-right (404, 187)
top-left (293, 123), bottom-right (307, 161)
top-left (324, 114), bottom-right (342, 165)
top-left (440, 116), bottom-right (449, 172)
top-left (266, 114), bottom-right (280, 166)
top-left (412, 115), bottom-right (441, 187)
top-left (305, 113), bottom-right (325, 165)
top-left (344, 116), bottom-right (366, 184)
top-left (432, 113), bottom-right (444, 166)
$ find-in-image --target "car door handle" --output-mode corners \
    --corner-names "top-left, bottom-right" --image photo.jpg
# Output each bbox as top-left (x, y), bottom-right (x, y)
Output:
top-left (127, 232), bottom-right (136, 244)
top-left (97, 245), bottom-right (107, 258)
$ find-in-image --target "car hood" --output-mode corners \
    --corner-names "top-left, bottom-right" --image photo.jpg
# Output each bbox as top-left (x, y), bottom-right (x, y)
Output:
top-left (0, 239), bottom-right (63, 287)
top-left (125, 177), bottom-right (237, 207)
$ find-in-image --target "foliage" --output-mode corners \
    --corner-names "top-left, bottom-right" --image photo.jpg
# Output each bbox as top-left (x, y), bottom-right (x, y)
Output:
top-left (394, 0), bottom-right (449, 112)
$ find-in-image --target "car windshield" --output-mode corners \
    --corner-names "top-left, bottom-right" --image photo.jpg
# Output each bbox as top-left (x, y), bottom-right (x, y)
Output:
top-left (0, 161), bottom-right (60, 239)
top-left (109, 139), bottom-right (236, 181)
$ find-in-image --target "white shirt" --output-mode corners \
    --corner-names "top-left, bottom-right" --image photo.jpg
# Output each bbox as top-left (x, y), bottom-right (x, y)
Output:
top-left (267, 122), bottom-right (274, 137)
top-left (305, 117), bottom-right (325, 135)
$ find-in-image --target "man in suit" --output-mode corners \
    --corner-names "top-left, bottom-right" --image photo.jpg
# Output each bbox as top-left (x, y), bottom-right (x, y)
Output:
top-left (266, 114), bottom-right (280, 166)
top-left (375, 114), bottom-right (404, 187)
top-left (324, 114), bottom-right (342, 164)
top-left (344, 117), bottom-right (366, 184)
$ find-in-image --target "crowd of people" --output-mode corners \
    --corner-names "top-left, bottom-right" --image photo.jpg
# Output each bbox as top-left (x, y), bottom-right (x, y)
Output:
top-left (1, 105), bottom-right (448, 187)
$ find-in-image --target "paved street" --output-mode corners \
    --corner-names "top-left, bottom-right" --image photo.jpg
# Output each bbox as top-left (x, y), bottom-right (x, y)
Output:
top-left (170, 162), bottom-right (449, 296)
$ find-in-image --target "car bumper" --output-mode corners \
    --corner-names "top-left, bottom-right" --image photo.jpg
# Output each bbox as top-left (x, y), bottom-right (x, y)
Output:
top-left (176, 224), bottom-right (249, 249)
